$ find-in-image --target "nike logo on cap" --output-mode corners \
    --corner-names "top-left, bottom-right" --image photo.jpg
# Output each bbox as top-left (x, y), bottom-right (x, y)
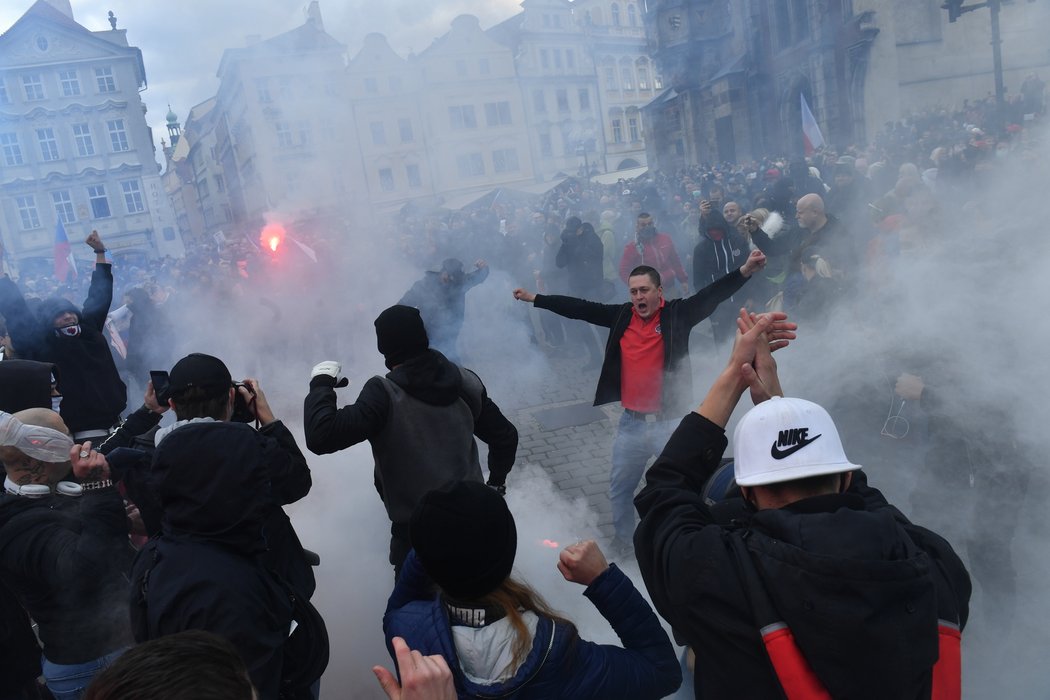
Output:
top-left (770, 428), bottom-right (822, 459)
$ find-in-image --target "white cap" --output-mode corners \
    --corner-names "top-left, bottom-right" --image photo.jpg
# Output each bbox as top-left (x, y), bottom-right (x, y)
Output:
top-left (733, 397), bottom-right (859, 486)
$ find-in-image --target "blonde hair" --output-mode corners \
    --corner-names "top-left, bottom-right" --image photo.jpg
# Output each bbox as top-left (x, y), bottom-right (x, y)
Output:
top-left (469, 577), bottom-right (577, 676)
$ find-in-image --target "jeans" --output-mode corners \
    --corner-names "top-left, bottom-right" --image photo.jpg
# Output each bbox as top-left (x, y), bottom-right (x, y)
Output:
top-left (610, 412), bottom-right (678, 543)
top-left (42, 648), bottom-right (127, 700)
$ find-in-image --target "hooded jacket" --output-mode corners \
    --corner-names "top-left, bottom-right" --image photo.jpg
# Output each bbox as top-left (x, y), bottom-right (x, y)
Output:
top-left (0, 359), bottom-right (56, 413)
top-left (128, 421), bottom-right (314, 699)
top-left (304, 349), bottom-right (517, 517)
top-left (383, 551), bottom-right (681, 700)
top-left (0, 265), bottom-right (126, 433)
top-left (634, 413), bottom-right (972, 699)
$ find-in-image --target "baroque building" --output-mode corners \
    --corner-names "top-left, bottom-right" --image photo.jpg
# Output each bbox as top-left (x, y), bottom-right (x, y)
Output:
top-left (0, 0), bottom-right (182, 271)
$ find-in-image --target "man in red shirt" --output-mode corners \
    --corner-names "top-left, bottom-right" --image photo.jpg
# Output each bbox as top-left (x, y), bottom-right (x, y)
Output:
top-left (618, 213), bottom-right (690, 298)
top-left (513, 250), bottom-right (766, 554)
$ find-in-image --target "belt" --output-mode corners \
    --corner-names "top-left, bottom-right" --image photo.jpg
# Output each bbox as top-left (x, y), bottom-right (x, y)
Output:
top-left (623, 408), bottom-right (662, 422)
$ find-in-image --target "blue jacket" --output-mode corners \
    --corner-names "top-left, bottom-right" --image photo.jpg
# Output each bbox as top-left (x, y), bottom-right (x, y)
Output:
top-left (383, 550), bottom-right (681, 700)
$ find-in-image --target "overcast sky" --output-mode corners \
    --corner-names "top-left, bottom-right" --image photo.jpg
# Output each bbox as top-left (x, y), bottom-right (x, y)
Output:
top-left (0, 0), bottom-right (522, 163)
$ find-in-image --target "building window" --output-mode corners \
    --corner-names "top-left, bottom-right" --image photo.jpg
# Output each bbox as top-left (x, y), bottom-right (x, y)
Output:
top-left (370, 121), bottom-right (386, 146)
top-left (276, 121), bottom-right (294, 148)
top-left (0, 81), bottom-right (9, 105)
top-left (655, 73), bottom-right (664, 90)
top-left (492, 148), bottom-right (519, 173)
top-left (88, 184), bottom-right (111, 218)
top-left (553, 14), bottom-right (561, 27)
top-left (484, 101), bottom-right (512, 127)
top-left (398, 118), bottom-right (414, 143)
top-left (121, 179), bottom-right (145, 213)
top-left (621, 67), bottom-right (634, 91)
top-left (278, 77), bottom-right (294, 100)
top-left (295, 120), bottom-right (311, 147)
top-left (791, 0), bottom-right (811, 43)
top-left (629, 117), bottom-right (640, 142)
top-left (612, 119), bottom-right (623, 143)
top-left (556, 89), bottom-right (569, 112)
top-left (95, 66), bottom-right (116, 93)
top-left (59, 70), bottom-right (81, 97)
top-left (52, 190), bottom-right (76, 224)
top-left (15, 195), bottom-right (41, 230)
top-left (378, 168), bottom-right (395, 192)
top-left (37, 127), bottom-right (60, 161)
top-left (22, 74), bottom-right (45, 101)
top-left (578, 88), bottom-right (591, 111)
top-left (611, 3), bottom-right (621, 26)
top-left (256, 78), bottom-right (272, 103)
top-left (628, 4), bottom-right (638, 26)
top-left (0, 133), bottom-right (23, 166)
top-left (163, 226), bottom-right (176, 241)
top-left (449, 105), bottom-right (477, 130)
top-left (456, 153), bottom-right (485, 177)
top-left (540, 49), bottom-right (549, 70)
top-left (553, 51), bottom-right (563, 70)
top-left (72, 123), bottom-right (95, 156)
top-left (107, 119), bottom-right (129, 152)
top-left (543, 14), bottom-right (551, 27)
top-left (215, 174), bottom-right (225, 193)
top-left (479, 58), bottom-right (490, 75)
top-left (456, 60), bottom-right (468, 77)
top-left (364, 77), bottom-right (378, 94)
top-left (406, 163), bottom-right (422, 188)
top-left (533, 90), bottom-right (546, 113)
top-left (566, 50), bottom-right (575, 69)
top-left (539, 133), bottom-right (553, 157)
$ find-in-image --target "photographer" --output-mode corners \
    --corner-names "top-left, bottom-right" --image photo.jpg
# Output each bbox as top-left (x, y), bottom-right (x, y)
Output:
top-left (99, 353), bottom-right (326, 699)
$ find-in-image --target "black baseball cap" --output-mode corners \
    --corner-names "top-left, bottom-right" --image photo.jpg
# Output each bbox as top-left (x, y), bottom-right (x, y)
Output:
top-left (167, 353), bottom-right (232, 397)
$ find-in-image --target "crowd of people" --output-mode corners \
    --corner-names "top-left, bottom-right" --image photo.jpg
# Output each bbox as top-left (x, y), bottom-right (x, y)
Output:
top-left (0, 90), bottom-right (1044, 699)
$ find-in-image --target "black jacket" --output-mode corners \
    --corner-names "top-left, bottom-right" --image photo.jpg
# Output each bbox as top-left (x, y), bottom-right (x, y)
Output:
top-left (634, 413), bottom-right (972, 699)
top-left (129, 420), bottom-right (319, 699)
top-left (534, 270), bottom-right (748, 415)
top-left (0, 486), bottom-right (134, 665)
top-left (304, 349), bottom-right (517, 488)
top-left (0, 265), bottom-right (126, 432)
top-left (556, 228), bottom-right (605, 296)
top-left (750, 214), bottom-right (857, 277)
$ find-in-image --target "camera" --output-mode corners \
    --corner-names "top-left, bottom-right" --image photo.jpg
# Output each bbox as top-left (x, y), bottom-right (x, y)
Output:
top-left (231, 381), bottom-right (256, 423)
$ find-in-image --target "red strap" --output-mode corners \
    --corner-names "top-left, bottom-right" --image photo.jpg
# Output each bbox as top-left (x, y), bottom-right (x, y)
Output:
top-left (761, 625), bottom-right (833, 700)
top-left (931, 623), bottom-right (962, 700)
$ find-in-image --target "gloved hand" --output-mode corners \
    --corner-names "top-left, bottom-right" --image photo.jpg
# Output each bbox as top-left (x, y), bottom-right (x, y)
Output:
top-left (310, 361), bottom-right (349, 389)
top-left (487, 479), bottom-right (506, 497)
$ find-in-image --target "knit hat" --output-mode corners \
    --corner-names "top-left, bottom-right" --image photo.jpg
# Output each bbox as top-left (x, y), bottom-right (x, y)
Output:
top-left (374, 305), bottom-right (429, 370)
top-left (167, 353), bottom-right (232, 398)
top-left (410, 480), bottom-right (517, 600)
top-left (733, 397), bottom-right (860, 486)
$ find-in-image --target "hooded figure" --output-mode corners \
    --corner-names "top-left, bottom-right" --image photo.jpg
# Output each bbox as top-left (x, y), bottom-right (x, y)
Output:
top-left (693, 211), bottom-right (750, 344)
top-left (382, 481), bottom-right (682, 699)
top-left (304, 305), bottom-right (518, 575)
top-left (398, 258), bottom-right (489, 363)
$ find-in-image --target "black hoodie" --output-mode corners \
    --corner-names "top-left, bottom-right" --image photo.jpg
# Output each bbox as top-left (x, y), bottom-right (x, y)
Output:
top-left (304, 349), bottom-right (518, 503)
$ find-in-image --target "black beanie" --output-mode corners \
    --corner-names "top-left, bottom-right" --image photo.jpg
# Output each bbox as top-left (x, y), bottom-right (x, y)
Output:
top-left (374, 305), bottom-right (429, 370)
top-left (410, 480), bottom-right (517, 600)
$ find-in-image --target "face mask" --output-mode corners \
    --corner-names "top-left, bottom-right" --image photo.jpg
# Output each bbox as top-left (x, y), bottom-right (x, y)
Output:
top-left (51, 396), bottom-right (63, 412)
top-left (54, 323), bottom-right (81, 338)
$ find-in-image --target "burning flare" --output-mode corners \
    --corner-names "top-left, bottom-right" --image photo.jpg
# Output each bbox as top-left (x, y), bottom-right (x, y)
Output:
top-left (260, 222), bottom-right (285, 253)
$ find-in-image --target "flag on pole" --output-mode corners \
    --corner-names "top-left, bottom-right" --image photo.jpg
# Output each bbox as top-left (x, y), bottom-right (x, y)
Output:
top-left (53, 220), bottom-right (77, 282)
top-left (801, 94), bottom-right (825, 156)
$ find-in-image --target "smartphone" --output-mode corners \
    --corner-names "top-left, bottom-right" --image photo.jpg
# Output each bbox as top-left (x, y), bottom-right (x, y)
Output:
top-left (149, 370), bottom-right (170, 402)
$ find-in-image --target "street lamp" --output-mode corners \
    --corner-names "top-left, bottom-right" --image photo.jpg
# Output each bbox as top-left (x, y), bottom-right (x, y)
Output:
top-left (942, 0), bottom-right (1006, 131)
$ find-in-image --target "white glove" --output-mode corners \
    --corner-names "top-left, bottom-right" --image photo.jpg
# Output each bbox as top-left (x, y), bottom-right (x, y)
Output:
top-left (310, 361), bottom-right (349, 388)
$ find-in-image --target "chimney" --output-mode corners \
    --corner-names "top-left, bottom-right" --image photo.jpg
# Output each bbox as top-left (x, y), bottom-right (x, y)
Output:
top-left (305, 1), bottom-right (324, 30)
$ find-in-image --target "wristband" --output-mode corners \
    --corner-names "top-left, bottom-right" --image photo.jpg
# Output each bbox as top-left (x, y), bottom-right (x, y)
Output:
top-left (93, 248), bottom-right (107, 254)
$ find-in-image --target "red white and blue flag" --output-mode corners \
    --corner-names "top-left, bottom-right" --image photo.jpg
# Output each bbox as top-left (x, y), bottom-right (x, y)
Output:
top-left (801, 94), bottom-right (825, 155)
top-left (53, 220), bottom-right (77, 282)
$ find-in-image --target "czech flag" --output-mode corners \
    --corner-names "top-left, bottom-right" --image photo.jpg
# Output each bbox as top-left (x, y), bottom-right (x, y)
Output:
top-left (53, 220), bottom-right (77, 282)
top-left (801, 94), bottom-right (825, 156)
